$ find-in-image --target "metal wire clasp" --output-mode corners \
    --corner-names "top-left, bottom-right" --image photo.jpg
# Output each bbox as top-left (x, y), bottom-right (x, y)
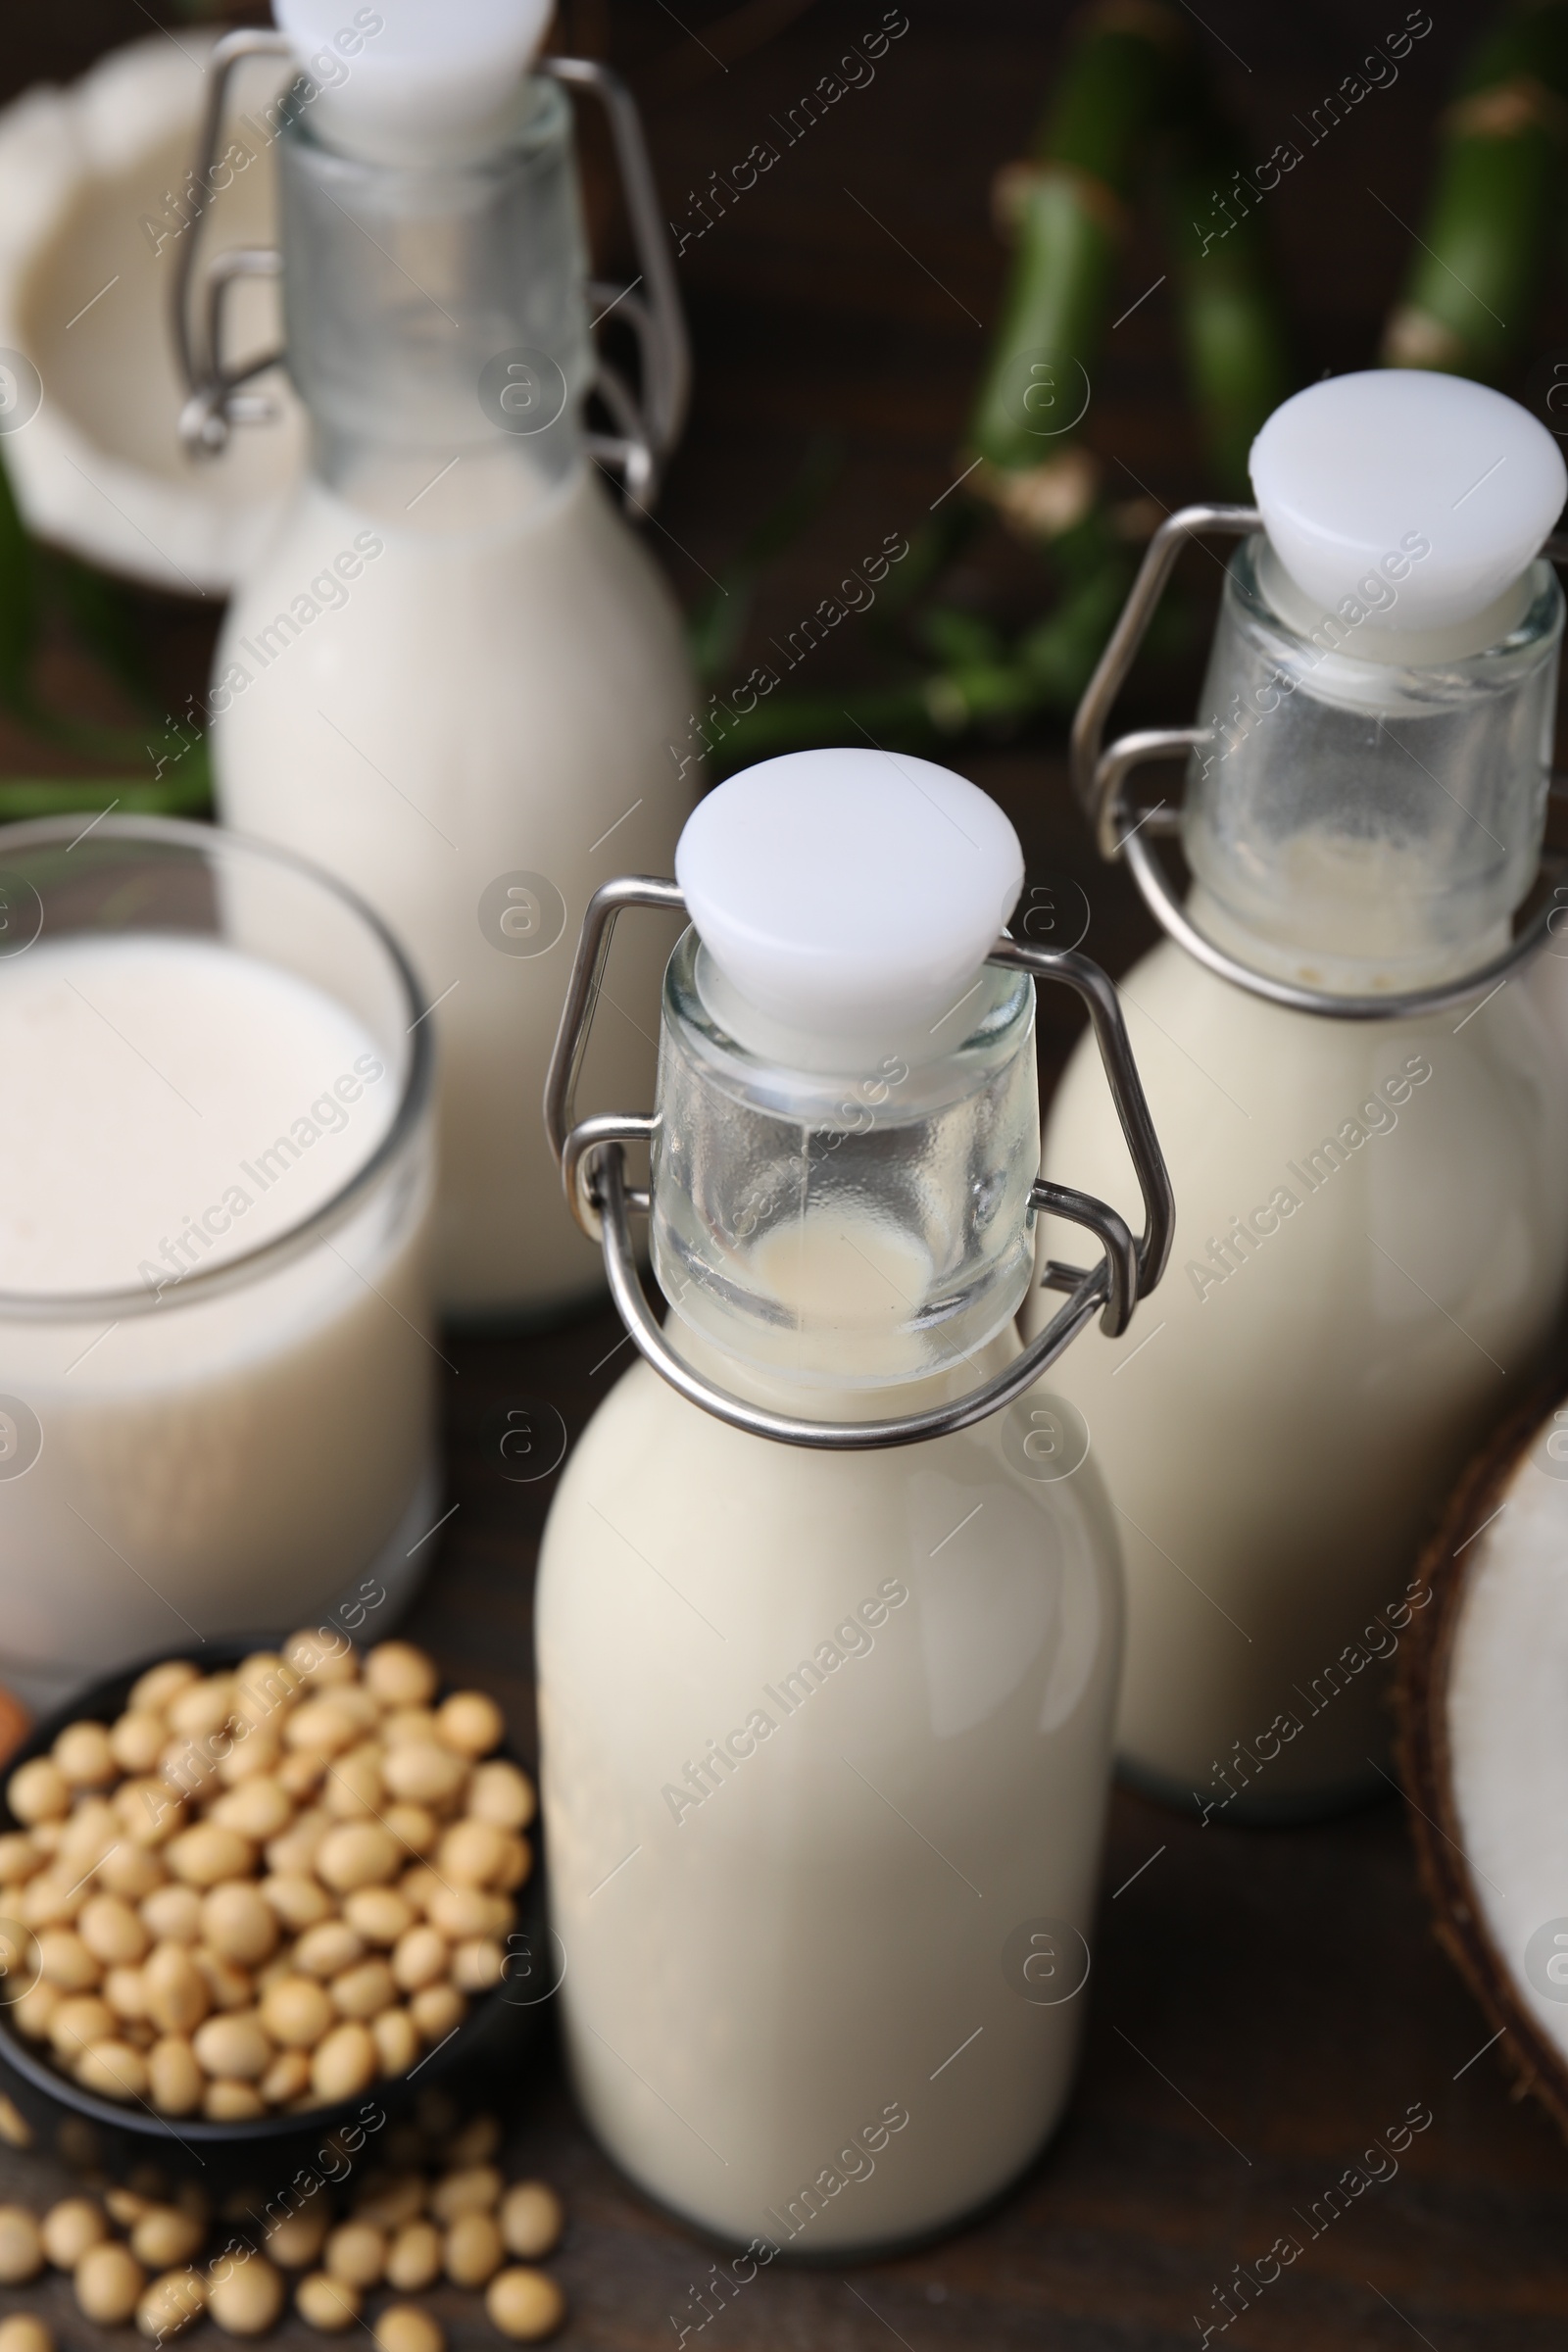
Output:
top-left (537, 57), bottom-right (690, 504)
top-left (172, 28), bottom-right (293, 457)
top-left (1073, 504), bottom-right (1568, 1021)
top-left (172, 39), bottom-right (689, 503)
top-left (541, 880), bottom-right (1175, 1452)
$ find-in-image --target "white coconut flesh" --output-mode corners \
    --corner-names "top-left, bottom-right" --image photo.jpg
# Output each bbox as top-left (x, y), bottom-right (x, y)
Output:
top-left (1446, 1424), bottom-right (1568, 2065)
top-left (0, 35), bottom-right (305, 593)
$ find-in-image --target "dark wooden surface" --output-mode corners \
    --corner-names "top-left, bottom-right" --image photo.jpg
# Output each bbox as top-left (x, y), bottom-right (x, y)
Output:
top-left (11, 1290), bottom-right (1568, 2352)
top-left (4, 1), bottom-right (1566, 2343)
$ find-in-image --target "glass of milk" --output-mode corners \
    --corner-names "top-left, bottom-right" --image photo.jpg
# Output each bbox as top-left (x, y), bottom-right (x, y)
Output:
top-left (0, 815), bottom-right (436, 1709)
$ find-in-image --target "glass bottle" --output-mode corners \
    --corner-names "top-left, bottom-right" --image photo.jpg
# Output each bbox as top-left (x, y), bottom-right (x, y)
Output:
top-left (1027, 370), bottom-right (1568, 1819)
top-left (201, 34), bottom-right (694, 1322)
top-left (537, 749), bottom-right (1169, 2251)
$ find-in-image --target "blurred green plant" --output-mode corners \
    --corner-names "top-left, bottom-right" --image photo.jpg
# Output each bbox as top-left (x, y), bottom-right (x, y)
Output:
top-left (691, 0), bottom-right (1568, 778)
top-left (0, 447), bottom-right (210, 819)
top-left (1381, 1), bottom-right (1568, 376)
top-left (4, 0), bottom-right (1568, 814)
top-left (688, 0), bottom-right (1285, 772)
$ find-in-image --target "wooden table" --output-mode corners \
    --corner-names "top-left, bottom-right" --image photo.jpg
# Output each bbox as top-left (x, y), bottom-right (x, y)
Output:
top-left (5, 1), bottom-right (1567, 2342)
top-left (9, 1271), bottom-right (1559, 2351)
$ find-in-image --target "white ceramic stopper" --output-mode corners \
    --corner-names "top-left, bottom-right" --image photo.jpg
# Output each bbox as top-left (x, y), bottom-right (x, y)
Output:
top-left (674, 750), bottom-right (1024, 1043)
top-left (272, 0), bottom-right (552, 165)
top-left (1250, 369), bottom-right (1566, 633)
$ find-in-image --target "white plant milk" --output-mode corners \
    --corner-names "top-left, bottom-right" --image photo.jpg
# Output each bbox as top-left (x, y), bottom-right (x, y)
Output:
top-left (538, 1273), bottom-right (1122, 2249)
top-left (1030, 925), bottom-right (1568, 1814)
top-left (1029, 370), bottom-right (1568, 1815)
top-left (537, 748), bottom-right (1150, 2244)
top-left (212, 458), bottom-right (693, 1320)
top-left (0, 933), bottom-right (433, 1699)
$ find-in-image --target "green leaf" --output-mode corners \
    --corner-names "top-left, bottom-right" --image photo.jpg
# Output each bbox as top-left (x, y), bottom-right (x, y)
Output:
top-left (686, 437), bottom-right (844, 682)
top-left (0, 724), bottom-right (213, 824)
top-left (916, 606), bottom-right (1004, 667)
top-left (1015, 558), bottom-right (1135, 706)
top-left (50, 553), bottom-right (158, 716)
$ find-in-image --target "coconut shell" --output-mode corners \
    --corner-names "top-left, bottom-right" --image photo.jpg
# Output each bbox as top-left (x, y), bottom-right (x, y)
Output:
top-left (1396, 1365), bottom-right (1568, 2138)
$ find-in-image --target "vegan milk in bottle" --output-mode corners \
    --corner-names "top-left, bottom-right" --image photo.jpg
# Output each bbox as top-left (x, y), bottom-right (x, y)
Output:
top-left (538, 750), bottom-right (1169, 2250)
top-left (1027, 371), bottom-right (1568, 1816)
top-left (210, 0), bottom-right (693, 1319)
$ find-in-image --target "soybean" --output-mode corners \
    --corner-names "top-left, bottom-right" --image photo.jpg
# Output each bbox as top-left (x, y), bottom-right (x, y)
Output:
top-left (486, 2268), bottom-right (568, 2342)
top-left (148, 2034), bottom-right (204, 2115)
top-left (54, 1722), bottom-right (117, 1788)
top-left (0, 2318), bottom-right (54, 2352)
top-left (131, 2205), bottom-right (206, 2269)
top-left (332, 1957), bottom-right (397, 2020)
top-left (411, 1982), bottom-right (465, 2041)
top-left (384, 2219), bottom-right (442, 2291)
top-left (436, 1691), bottom-right (505, 1757)
top-left (141, 1885), bottom-right (203, 1945)
top-left (204, 2078), bottom-right (267, 2122)
top-left (261, 1974), bottom-right (334, 2048)
top-left (374, 2307), bottom-right (445, 2352)
top-left (42, 2196), bottom-right (108, 2269)
top-left (444, 2209), bottom-right (505, 2286)
top-left (467, 1760), bottom-right (536, 1832)
top-left (312, 2020), bottom-right (378, 2101)
top-left (7, 1759), bottom-right (70, 1824)
top-left (74, 2242), bottom-right (147, 2325)
top-left (430, 2164), bottom-right (502, 2223)
top-left (500, 2180), bottom-right (564, 2261)
top-left (324, 2219), bottom-right (386, 2288)
top-left (262, 2046), bottom-right (313, 2105)
top-left (165, 1824), bottom-right (255, 1887)
top-left (317, 1822), bottom-right (401, 1890)
top-left (0, 2206), bottom-right (43, 2282)
top-left (135, 2269), bottom-right (208, 2340)
top-left (78, 1893), bottom-right (149, 1967)
top-left (297, 2271), bottom-right (363, 2330)
top-left (365, 1642), bottom-right (439, 1707)
top-left (265, 2207), bottom-right (329, 2269)
top-left (201, 1883), bottom-right (277, 1966)
top-left (208, 2254), bottom-right (285, 2335)
top-left (392, 1924), bottom-right (449, 1992)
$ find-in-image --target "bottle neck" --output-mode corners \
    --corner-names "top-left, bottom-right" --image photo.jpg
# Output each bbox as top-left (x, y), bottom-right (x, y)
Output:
top-left (649, 933), bottom-right (1042, 1393)
top-left (667, 1315), bottom-right (1022, 1423)
top-left (275, 78), bottom-right (591, 529)
top-left (1179, 535), bottom-right (1562, 995)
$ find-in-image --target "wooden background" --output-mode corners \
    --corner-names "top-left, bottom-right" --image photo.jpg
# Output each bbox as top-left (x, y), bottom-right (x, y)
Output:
top-left (4, 1), bottom-right (1567, 2344)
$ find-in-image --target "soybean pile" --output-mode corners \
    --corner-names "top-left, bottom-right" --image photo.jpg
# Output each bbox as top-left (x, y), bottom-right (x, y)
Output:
top-left (0, 1635), bottom-right (534, 2116)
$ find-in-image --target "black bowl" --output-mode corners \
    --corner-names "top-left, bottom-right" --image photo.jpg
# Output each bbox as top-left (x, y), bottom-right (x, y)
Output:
top-left (0, 1637), bottom-right (550, 2194)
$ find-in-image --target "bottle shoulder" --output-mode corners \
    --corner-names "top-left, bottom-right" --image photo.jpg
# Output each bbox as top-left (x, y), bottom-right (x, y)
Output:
top-left (213, 466), bottom-right (695, 745)
top-left (1050, 942), bottom-right (1562, 1161)
top-left (221, 466), bottom-right (684, 635)
top-left (538, 1346), bottom-right (1124, 1788)
top-left (540, 1348), bottom-right (1122, 1563)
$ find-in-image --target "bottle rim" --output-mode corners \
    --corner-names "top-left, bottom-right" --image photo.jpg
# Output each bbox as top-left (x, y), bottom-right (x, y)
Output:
top-left (1230, 530), bottom-right (1564, 693)
top-left (660, 926), bottom-right (1036, 1125)
top-left (280, 65), bottom-right (566, 178)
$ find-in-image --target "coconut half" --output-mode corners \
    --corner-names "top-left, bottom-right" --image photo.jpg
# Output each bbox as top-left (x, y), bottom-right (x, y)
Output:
top-left (1397, 1371), bottom-right (1568, 2134)
top-left (0, 34), bottom-right (305, 596)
